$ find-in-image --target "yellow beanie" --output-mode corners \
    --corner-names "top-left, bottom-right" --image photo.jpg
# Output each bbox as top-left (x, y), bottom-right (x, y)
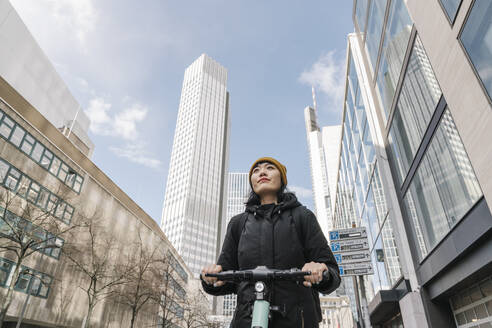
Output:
top-left (249, 157), bottom-right (288, 186)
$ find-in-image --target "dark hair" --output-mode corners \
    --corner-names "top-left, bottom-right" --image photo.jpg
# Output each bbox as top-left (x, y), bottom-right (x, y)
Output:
top-left (245, 183), bottom-right (292, 206)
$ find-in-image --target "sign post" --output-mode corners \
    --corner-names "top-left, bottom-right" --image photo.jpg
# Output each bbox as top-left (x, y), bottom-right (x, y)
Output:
top-left (329, 227), bottom-right (373, 328)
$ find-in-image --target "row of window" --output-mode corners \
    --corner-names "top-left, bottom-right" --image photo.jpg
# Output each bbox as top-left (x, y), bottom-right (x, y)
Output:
top-left (167, 252), bottom-right (188, 283)
top-left (0, 157), bottom-right (74, 225)
top-left (0, 206), bottom-right (65, 259)
top-left (387, 34), bottom-right (482, 260)
top-left (0, 257), bottom-right (52, 298)
top-left (0, 106), bottom-right (84, 193)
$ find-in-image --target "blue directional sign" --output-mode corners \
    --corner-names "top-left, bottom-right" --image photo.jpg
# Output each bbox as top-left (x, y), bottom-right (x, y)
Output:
top-left (334, 254), bottom-right (342, 263)
top-left (339, 267), bottom-right (344, 276)
top-left (329, 231), bottom-right (339, 241)
top-left (331, 242), bottom-right (341, 252)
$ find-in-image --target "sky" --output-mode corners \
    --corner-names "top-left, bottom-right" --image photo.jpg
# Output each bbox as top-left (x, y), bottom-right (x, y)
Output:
top-left (10, 0), bottom-right (354, 224)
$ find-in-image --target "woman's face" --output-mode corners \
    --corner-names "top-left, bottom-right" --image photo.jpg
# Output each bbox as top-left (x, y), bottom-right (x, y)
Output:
top-left (251, 162), bottom-right (282, 198)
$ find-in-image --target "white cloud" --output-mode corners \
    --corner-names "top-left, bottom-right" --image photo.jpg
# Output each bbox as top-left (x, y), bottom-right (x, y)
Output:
top-left (299, 51), bottom-right (345, 111)
top-left (84, 97), bottom-right (148, 141)
top-left (109, 142), bottom-right (162, 169)
top-left (11, 0), bottom-right (97, 49)
top-left (288, 185), bottom-right (312, 199)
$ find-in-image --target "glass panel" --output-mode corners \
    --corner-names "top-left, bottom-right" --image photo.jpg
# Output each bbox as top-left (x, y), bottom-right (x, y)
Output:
top-left (49, 157), bottom-right (61, 176)
top-left (20, 134), bottom-right (35, 155)
top-left (365, 0), bottom-right (388, 70)
top-left (58, 163), bottom-right (69, 182)
top-left (363, 123), bottom-right (375, 167)
top-left (74, 175), bottom-right (83, 193)
top-left (40, 149), bottom-right (53, 169)
top-left (480, 279), bottom-right (492, 296)
top-left (10, 125), bottom-right (25, 147)
top-left (0, 116), bottom-right (14, 139)
top-left (456, 312), bottom-right (467, 325)
top-left (55, 203), bottom-right (66, 219)
top-left (440, 0), bottom-right (462, 22)
top-left (29, 277), bottom-right (41, 295)
top-left (356, 0), bottom-right (370, 33)
top-left (376, 0), bottom-right (413, 122)
top-left (388, 35), bottom-right (442, 185)
top-left (380, 216), bottom-right (402, 285)
top-left (460, 0), bottom-right (492, 101)
top-left (464, 308), bottom-right (477, 323)
top-left (27, 182), bottom-right (40, 203)
top-left (0, 259), bottom-right (11, 286)
top-left (403, 109), bottom-right (482, 259)
top-left (31, 143), bottom-right (44, 162)
top-left (366, 184), bottom-right (379, 243)
top-left (5, 167), bottom-right (21, 190)
top-left (36, 189), bottom-right (49, 209)
top-left (348, 55), bottom-right (359, 105)
top-left (0, 160), bottom-right (9, 183)
top-left (17, 176), bottom-right (30, 198)
top-left (15, 272), bottom-right (30, 292)
top-left (474, 304), bottom-right (488, 319)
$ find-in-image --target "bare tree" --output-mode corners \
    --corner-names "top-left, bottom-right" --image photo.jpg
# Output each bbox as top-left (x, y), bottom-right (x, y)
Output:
top-left (183, 290), bottom-right (212, 328)
top-left (53, 276), bottom-right (75, 327)
top-left (62, 210), bottom-right (130, 328)
top-left (0, 187), bottom-right (77, 326)
top-left (113, 229), bottom-right (160, 328)
top-left (151, 253), bottom-right (186, 328)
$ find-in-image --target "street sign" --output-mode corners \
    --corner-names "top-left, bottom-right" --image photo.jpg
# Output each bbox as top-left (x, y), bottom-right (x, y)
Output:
top-left (338, 262), bottom-right (374, 276)
top-left (330, 227), bottom-right (373, 276)
top-left (330, 238), bottom-right (370, 253)
top-left (329, 227), bottom-right (367, 241)
top-left (334, 250), bottom-right (371, 265)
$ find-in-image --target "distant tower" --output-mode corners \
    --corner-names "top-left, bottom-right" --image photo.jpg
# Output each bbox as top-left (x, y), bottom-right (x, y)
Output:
top-left (161, 54), bottom-right (230, 276)
top-left (304, 88), bottom-right (332, 238)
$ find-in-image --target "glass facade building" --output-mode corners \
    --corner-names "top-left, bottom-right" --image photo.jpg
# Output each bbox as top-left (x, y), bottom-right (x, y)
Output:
top-left (331, 0), bottom-right (492, 326)
top-left (161, 54), bottom-right (230, 277)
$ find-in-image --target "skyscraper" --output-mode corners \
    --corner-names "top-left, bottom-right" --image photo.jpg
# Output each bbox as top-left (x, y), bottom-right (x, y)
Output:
top-left (304, 105), bottom-right (332, 237)
top-left (161, 54), bottom-right (230, 276)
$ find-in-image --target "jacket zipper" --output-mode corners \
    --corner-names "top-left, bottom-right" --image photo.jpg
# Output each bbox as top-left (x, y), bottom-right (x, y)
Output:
top-left (301, 309), bottom-right (304, 328)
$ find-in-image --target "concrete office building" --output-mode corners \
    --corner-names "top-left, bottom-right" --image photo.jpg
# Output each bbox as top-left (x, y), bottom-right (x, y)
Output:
top-left (161, 54), bottom-right (230, 277)
top-left (329, 0), bottom-right (492, 327)
top-left (319, 295), bottom-right (354, 328)
top-left (0, 0), bottom-right (93, 158)
top-left (0, 2), bottom-right (193, 326)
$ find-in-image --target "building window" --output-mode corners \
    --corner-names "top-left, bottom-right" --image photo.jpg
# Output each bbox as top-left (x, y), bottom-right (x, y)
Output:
top-left (439, 0), bottom-right (463, 23)
top-left (0, 158), bottom-right (75, 224)
top-left (12, 266), bottom-right (52, 298)
top-left (450, 277), bottom-right (492, 327)
top-left (355, 0), bottom-right (370, 34)
top-left (0, 207), bottom-right (65, 259)
top-left (375, 0), bottom-right (413, 122)
top-left (460, 0), bottom-right (492, 102)
top-left (388, 35), bottom-right (442, 186)
top-left (0, 258), bottom-right (13, 286)
top-left (0, 106), bottom-right (84, 193)
top-left (365, 0), bottom-right (388, 71)
top-left (402, 109), bottom-right (482, 259)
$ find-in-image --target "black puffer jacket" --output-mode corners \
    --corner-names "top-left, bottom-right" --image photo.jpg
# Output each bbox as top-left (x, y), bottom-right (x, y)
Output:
top-left (202, 193), bottom-right (340, 327)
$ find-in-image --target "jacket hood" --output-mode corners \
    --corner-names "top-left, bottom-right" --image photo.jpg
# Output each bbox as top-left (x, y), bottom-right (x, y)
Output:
top-left (245, 192), bottom-right (301, 213)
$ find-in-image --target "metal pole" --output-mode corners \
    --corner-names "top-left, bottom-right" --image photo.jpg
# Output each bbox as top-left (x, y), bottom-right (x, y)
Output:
top-left (358, 275), bottom-right (371, 328)
top-left (16, 274), bottom-right (32, 328)
top-left (353, 276), bottom-right (364, 328)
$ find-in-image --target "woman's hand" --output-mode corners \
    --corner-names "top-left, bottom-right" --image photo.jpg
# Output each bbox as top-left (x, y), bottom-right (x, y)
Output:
top-left (302, 262), bottom-right (328, 287)
top-left (201, 264), bottom-right (224, 287)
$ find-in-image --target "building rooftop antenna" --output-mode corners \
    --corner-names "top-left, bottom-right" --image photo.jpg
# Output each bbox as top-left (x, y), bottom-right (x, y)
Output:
top-left (312, 85), bottom-right (319, 119)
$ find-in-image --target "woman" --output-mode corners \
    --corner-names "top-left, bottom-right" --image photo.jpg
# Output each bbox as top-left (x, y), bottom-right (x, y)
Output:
top-left (201, 157), bottom-right (340, 327)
